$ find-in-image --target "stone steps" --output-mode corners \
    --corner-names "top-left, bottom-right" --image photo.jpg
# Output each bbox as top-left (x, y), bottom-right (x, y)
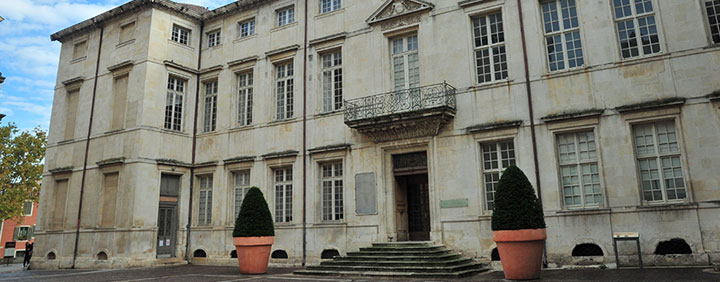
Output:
top-left (294, 242), bottom-right (488, 278)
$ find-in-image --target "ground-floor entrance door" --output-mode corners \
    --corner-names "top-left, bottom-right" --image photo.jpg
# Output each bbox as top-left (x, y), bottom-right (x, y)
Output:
top-left (157, 174), bottom-right (179, 258)
top-left (393, 152), bottom-right (430, 241)
top-left (405, 174), bottom-right (430, 241)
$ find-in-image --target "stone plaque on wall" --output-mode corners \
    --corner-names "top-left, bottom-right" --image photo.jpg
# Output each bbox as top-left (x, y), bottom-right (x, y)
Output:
top-left (355, 172), bottom-right (377, 215)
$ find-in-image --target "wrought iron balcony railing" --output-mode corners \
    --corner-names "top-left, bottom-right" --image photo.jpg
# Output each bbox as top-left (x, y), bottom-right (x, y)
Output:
top-left (344, 82), bottom-right (456, 123)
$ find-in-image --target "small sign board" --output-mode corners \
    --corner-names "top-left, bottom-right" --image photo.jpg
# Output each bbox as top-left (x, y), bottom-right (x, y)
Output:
top-left (613, 232), bottom-right (639, 238)
top-left (3, 242), bottom-right (16, 258)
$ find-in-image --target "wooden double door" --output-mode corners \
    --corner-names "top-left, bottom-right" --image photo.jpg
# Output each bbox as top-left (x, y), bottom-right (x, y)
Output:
top-left (395, 173), bottom-right (430, 241)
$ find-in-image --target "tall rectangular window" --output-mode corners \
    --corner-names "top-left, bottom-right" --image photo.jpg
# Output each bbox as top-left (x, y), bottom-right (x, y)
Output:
top-left (322, 51), bottom-right (343, 112)
top-left (541, 0), bottom-right (584, 71)
top-left (203, 80), bottom-right (218, 132)
top-left (274, 168), bottom-right (293, 223)
top-left (111, 75), bottom-right (128, 131)
top-left (64, 90), bottom-right (79, 140)
top-left (238, 72), bottom-right (253, 126)
top-left (207, 29), bottom-right (221, 48)
top-left (23, 201), bottom-right (33, 216)
top-left (391, 35), bottom-right (419, 90)
top-left (275, 61), bottom-right (294, 120)
top-left (706, 0), bottom-right (720, 44)
top-left (613, 0), bottom-right (660, 58)
top-left (171, 25), bottom-right (190, 45)
top-left (472, 12), bottom-right (507, 83)
top-left (119, 22), bottom-right (135, 43)
top-left (233, 170), bottom-right (251, 220)
top-left (480, 141), bottom-right (515, 210)
top-left (321, 0), bottom-right (341, 13)
top-left (277, 6), bottom-right (295, 26)
top-left (633, 120), bottom-right (687, 203)
top-left (557, 131), bottom-right (602, 208)
top-left (239, 19), bottom-right (255, 37)
top-left (165, 77), bottom-right (184, 131)
top-left (198, 175), bottom-right (213, 225)
top-left (321, 162), bottom-right (343, 221)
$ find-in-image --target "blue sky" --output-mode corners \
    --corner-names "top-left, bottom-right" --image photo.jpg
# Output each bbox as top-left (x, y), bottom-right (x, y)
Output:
top-left (0, 0), bottom-right (233, 132)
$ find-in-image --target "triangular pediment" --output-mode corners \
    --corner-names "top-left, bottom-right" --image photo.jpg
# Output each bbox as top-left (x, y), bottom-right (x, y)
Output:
top-left (366, 0), bottom-right (434, 24)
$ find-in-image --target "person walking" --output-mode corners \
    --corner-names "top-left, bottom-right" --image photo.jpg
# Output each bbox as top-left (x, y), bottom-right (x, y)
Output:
top-left (23, 238), bottom-right (34, 269)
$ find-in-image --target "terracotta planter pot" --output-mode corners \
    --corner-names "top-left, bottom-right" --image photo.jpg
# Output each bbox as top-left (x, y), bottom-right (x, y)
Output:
top-left (233, 236), bottom-right (274, 274)
top-left (493, 228), bottom-right (547, 280)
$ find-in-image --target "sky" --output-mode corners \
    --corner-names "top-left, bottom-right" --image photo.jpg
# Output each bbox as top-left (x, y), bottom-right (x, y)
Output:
top-left (0, 0), bottom-right (234, 132)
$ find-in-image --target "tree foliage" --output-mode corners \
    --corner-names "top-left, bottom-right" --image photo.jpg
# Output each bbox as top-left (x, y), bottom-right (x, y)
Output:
top-left (491, 165), bottom-right (546, 231)
top-left (0, 122), bottom-right (47, 221)
top-left (233, 187), bottom-right (275, 237)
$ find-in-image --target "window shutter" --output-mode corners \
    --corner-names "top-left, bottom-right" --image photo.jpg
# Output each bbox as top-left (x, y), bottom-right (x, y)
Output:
top-left (29, 226), bottom-right (35, 239)
top-left (13, 227), bottom-right (19, 241)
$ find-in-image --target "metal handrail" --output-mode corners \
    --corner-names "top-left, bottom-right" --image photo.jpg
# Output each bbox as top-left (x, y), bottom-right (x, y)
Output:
top-left (344, 82), bottom-right (456, 122)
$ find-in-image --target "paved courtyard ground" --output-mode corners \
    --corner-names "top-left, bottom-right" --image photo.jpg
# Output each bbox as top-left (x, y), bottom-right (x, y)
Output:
top-left (0, 265), bottom-right (718, 281)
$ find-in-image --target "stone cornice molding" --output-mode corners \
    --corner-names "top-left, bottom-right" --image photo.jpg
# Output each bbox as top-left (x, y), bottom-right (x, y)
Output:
top-left (261, 150), bottom-right (299, 160)
top-left (615, 97), bottom-right (686, 113)
top-left (164, 60), bottom-right (198, 74)
top-left (366, 0), bottom-right (434, 25)
top-left (466, 120), bottom-right (522, 133)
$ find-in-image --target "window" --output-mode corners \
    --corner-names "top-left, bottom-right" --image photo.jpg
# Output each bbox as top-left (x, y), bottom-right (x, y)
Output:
top-left (164, 77), bottom-right (185, 131)
top-left (321, 0), bottom-right (341, 13)
top-left (239, 19), bottom-right (255, 37)
top-left (557, 131), bottom-right (602, 208)
top-left (238, 72), bottom-right (253, 126)
top-left (119, 22), bottom-right (135, 43)
top-left (171, 25), bottom-right (190, 45)
top-left (64, 90), bottom-right (79, 140)
top-left (541, 0), bottom-right (584, 71)
top-left (321, 51), bottom-right (343, 112)
top-left (233, 170), bottom-right (251, 220)
top-left (706, 0), bottom-right (720, 44)
top-left (633, 120), bottom-right (687, 203)
top-left (203, 80), bottom-right (218, 132)
top-left (480, 140), bottom-right (515, 210)
top-left (207, 29), bottom-right (221, 48)
top-left (612, 0), bottom-right (661, 58)
top-left (14, 226), bottom-right (32, 241)
top-left (277, 6), bottom-right (295, 26)
top-left (391, 35), bottom-right (419, 90)
top-left (274, 168), bottom-right (293, 223)
top-left (23, 201), bottom-right (33, 216)
top-left (72, 40), bottom-right (87, 60)
top-left (472, 12), bottom-right (508, 83)
top-left (198, 175), bottom-right (213, 225)
top-left (275, 61), bottom-right (294, 120)
top-left (321, 162), bottom-right (343, 221)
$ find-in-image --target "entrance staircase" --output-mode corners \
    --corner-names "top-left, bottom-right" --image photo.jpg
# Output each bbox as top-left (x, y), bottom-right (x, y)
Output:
top-left (294, 241), bottom-right (489, 278)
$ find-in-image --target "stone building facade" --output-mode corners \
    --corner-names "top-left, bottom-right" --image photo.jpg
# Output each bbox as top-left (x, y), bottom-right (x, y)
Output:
top-left (36, 0), bottom-right (720, 269)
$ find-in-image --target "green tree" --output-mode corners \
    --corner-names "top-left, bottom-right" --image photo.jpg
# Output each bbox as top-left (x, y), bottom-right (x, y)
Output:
top-left (0, 122), bottom-right (47, 221)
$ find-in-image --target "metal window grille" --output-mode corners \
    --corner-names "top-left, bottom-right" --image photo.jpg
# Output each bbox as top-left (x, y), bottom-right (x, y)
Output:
top-left (240, 19), bottom-right (255, 37)
top-left (276, 62), bottom-right (294, 120)
top-left (277, 7), bottom-right (295, 26)
top-left (274, 168), bottom-right (293, 223)
top-left (321, 0), bottom-right (341, 13)
top-left (480, 140), bottom-right (515, 211)
top-left (198, 176), bottom-right (213, 225)
top-left (613, 0), bottom-right (661, 58)
top-left (322, 51), bottom-right (343, 112)
top-left (238, 72), bottom-right (254, 125)
top-left (207, 30), bottom-right (220, 47)
top-left (321, 162), bottom-right (343, 221)
top-left (633, 120), bottom-right (686, 203)
top-left (164, 77), bottom-right (184, 131)
top-left (706, 0), bottom-right (720, 44)
top-left (472, 12), bottom-right (507, 83)
top-left (391, 35), bottom-right (419, 91)
top-left (233, 170), bottom-right (251, 220)
top-left (541, 0), bottom-right (584, 71)
top-left (557, 131), bottom-right (602, 208)
top-left (203, 81), bottom-right (218, 132)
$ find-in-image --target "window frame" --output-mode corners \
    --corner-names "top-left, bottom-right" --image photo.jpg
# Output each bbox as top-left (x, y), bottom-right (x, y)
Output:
top-left (540, 0), bottom-right (586, 72)
top-left (23, 201), bottom-right (33, 216)
top-left (611, 0), bottom-right (664, 59)
top-left (275, 60), bottom-right (295, 120)
top-left (277, 6), bottom-right (296, 27)
top-left (320, 0), bottom-right (342, 14)
top-left (320, 161), bottom-right (344, 222)
top-left (15, 225), bottom-right (32, 241)
top-left (470, 10), bottom-right (509, 84)
top-left (320, 49), bottom-right (343, 113)
top-left (206, 29), bottom-right (221, 48)
top-left (554, 129), bottom-right (605, 209)
top-left (273, 167), bottom-right (293, 223)
top-left (164, 76), bottom-right (186, 132)
top-left (703, 0), bottom-right (720, 45)
top-left (630, 119), bottom-right (690, 205)
top-left (197, 174), bottom-right (213, 226)
top-left (237, 71), bottom-right (254, 126)
top-left (202, 80), bottom-right (218, 132)
top-left (232, 170), bottom-right (251, 221)
top-left (390, 34), bottom-right (420, 91)
top-left (171, 24), bottom-right (191, 45)
top-left (239, 18), bottom-right (256, 38)
top-left (478, 139), bottom-right (517, 211)
top-left (119, 21), bottom-right (136, 44)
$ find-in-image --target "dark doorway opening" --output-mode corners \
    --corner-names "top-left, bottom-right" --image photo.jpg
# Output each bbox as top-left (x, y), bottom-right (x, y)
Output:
top-left (393, 151), bottom-right (430, 242)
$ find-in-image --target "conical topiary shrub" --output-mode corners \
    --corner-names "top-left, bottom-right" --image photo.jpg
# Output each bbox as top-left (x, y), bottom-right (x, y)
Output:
top-left (233, 187), bottom-right (274, 237)
top-left (491, 165), bottom-right (546, 230)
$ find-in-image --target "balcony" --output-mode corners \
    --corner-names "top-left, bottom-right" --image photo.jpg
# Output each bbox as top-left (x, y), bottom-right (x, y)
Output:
top-left (344, 83), bottom-right (456, 142)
